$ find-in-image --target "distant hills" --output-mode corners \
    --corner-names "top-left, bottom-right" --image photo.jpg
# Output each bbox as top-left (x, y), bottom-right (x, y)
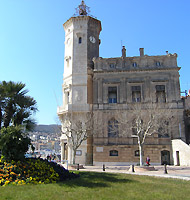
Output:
top-left (33, 124), bottom-right (61, 134)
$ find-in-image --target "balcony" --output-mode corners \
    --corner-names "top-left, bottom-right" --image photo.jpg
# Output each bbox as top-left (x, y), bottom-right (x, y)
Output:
top-left (57, 104), bottom-right (91, 115)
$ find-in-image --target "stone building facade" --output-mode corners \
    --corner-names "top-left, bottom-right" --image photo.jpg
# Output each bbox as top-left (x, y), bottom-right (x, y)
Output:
top-left (92, 49), bottom-right (185, 166)
top-left (58, 1), bottom-right (189, 166)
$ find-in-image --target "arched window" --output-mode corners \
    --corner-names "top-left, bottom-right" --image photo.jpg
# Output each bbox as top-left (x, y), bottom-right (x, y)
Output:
top-left (109, 150), bottom-right (118, 156)
top-left (79, 37), bottom-right (82, 44)
top-left (108, 119), bottom-right (119, 137)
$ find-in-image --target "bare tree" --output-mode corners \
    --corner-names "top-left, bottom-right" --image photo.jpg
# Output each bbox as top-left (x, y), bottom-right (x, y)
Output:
top-left (60, 112), bottom-right (93, 165)
top-left (93, 103), bottom-right (178, 166)
top-left (119, 103), bottom-right (177, 166)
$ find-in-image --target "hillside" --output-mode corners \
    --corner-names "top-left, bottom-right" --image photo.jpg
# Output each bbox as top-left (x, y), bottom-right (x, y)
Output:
top-left (33, 124), bottom-right (61, 134)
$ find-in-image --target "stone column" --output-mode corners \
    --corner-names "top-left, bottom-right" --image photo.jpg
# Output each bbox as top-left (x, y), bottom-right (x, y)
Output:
top-left (144, 77), bottom-right (150, 102)
top-left (68, 141), bottom-right (73, 164)
top-left (126, 82), bottom-right (131, 103)
top-left (86, 133), bottom-right (93, 165)
top-left (98, 78), bottom-right (103, 103)
top-left (60, 140), bottom-right (65, 163)
top-left (93, 78), bottom-right (98, 104)
top-left (120, 78), bottom-right (126, 103)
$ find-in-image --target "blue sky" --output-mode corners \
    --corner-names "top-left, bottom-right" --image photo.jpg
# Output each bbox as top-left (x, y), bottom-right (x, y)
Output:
top-left (0, 0), bottom-right (189, 125)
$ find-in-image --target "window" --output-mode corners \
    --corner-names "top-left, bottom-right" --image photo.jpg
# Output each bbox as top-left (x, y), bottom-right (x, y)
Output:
top-left (65, 56), bottom-right (71, 68)
top-left (67, 92), bottom-right (70, 103)
top-left (158, 121), bottom-right (169, 138)
top-left (109, 150), bottom-right (118, 156)
top-left (108, 87), bottom-right (117, 103)
top-left (67, 59), bottom-right (70, 68)
top-left (109, 64), bottom-right (115, 69)
top-left (131, 86), bottom-right (141, 102)
top-left (135, 150), bottom-right (140, 157)
top-left (76, 150), bottom-right (82, 156)
top-left (135, 150), bottom-right (144, 156)
top-left (65, 91), bottom-right (70, 104)
top-left (132, 62), bottom-right (137, 67)
top-left (156, 85), bottom-right (166, 103)
top-left (108, 119), bottom-right (119, 138)
top-left (79, 37), bottom-right (82, 44)
top-left (132, 118), bottom-right (143, 135)
top-left (156, 61), bottom-right (161, 66)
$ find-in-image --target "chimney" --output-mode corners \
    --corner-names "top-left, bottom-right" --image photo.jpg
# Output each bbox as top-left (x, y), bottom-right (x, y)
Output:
top-left (139, 48), bottom-right (144, 56)
top-left (122, 46), bottom-right (126, 58)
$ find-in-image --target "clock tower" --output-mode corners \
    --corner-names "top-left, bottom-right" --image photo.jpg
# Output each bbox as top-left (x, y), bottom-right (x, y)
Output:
top-left (58, 1), bottom-right (102, 165)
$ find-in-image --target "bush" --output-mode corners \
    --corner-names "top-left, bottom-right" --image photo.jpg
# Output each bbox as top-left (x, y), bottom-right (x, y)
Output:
top-left (0, 158), bottom-right (79, 186)
top-left (47, 159), bottom-right (79, 181)
top-left (0, 126), bottom-right (31, 161)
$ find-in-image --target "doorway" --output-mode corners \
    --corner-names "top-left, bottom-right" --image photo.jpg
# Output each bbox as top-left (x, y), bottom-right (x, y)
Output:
top-left (161, 150), bottom-right (170, 165)
top-left (176, 151), bottom-right (180, 166)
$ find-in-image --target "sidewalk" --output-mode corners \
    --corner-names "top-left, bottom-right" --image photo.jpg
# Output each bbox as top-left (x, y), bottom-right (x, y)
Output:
top-left (76, 165), bottom-right (190, 181)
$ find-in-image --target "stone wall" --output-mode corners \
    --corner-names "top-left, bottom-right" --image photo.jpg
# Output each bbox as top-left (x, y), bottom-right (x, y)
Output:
top-left (93, 144), bottom-right (172, 166)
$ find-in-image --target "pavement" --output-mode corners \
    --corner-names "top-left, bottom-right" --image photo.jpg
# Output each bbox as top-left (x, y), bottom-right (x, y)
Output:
top-left (72, 165), bottom-right (190, 181)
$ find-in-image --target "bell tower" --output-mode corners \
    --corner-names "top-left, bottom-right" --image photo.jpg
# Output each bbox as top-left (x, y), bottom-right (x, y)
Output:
top-left (62, 0), bottom-right (101, 110)
top-left (58, 1), bottom-right (102, 165)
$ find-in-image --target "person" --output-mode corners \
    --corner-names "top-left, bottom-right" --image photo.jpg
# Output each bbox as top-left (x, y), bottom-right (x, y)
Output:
top-left (146, 156), bottom-right (150, 166)
top-left (47, 154), bottom-right (50, 161)
top-left (52, 153), bottom-right (56, 160)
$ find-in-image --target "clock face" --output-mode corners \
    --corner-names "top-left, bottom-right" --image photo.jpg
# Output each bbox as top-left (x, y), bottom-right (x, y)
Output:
top-left (89, 36), bottom-right (96, 43)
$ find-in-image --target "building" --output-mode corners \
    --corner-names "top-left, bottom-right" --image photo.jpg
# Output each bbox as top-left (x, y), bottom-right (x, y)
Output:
top-left (58, 1), bottom-right (190, 166)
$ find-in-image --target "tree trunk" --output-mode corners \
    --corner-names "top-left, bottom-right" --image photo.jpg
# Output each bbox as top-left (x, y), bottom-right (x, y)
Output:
top-left (4, 103), bottom-right (14, 128)
top-left (139, 144), bottom-right (143, 166)
top-left (72, 149), bottom-right (76, 165)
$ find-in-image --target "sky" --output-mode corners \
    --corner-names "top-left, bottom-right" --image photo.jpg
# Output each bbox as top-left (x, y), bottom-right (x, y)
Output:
top-left (0, 0), bottom-right (190, 125)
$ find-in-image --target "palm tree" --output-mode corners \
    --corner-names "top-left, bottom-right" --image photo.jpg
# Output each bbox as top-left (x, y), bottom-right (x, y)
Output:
top-left (0, 81), bottom-right (37, 131)
top-left (0, 84), bottom-right (6, 130)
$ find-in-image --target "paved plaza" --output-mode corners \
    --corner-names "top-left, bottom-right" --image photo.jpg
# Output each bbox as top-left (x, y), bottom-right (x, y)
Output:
top-left (74, 165), bottom-right (190, 181)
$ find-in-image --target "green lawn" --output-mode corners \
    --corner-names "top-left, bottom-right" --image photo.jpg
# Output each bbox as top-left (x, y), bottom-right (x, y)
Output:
top-left (0, 171), bottom-right (189, 200)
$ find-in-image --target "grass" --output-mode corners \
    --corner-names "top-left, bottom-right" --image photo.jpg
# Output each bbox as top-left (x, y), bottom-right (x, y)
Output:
top-left (0, 171), bottom-right (190, 200)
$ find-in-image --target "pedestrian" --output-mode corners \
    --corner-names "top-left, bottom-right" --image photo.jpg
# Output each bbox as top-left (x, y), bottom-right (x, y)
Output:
top-left (146, 156), bottom-right (150, 166)
top-left (47, 154), bottom-right (50, 161)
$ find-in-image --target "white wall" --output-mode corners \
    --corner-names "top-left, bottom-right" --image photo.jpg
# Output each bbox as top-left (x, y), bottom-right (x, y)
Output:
top-left (172, 139), bottom-right (190, 166)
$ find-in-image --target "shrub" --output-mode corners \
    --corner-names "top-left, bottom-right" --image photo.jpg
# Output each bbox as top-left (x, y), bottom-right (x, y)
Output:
top-left (0, 158), bottom-right (79, 186)
top-left (0, 126), bottom-right (31, 161)
top-left (48, 159), bottom-right (79, 181)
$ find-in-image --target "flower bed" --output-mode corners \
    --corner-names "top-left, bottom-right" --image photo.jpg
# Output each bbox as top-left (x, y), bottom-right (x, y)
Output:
top-left (0, 158), bottom-right (79, 186)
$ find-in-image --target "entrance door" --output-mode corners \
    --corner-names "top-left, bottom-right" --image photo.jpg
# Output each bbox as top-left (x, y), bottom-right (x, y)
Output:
top-left (176, 151), bottom-right (180, 166)
top-left (161, 150), bottom-right (170, 165)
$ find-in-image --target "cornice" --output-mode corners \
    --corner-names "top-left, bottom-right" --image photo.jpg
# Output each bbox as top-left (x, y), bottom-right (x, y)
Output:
top-left (93, 67), bottom-right (181, 74)
top-left (93, 54), bottom-right (178, 62)
top-left (63, 16), bottom-right (101, 31)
